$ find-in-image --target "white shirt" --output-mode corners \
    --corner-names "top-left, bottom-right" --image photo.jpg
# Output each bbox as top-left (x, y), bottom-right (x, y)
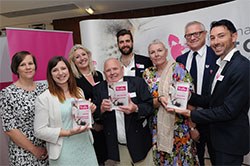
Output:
top-left (211, 48), bottom-right (237, 94)
top-left (186, 45), bottom-right (207, 95)
top-left (121, 54), bottom-right (136, 76)
top-left (108, 79), bottom-right (127, 144)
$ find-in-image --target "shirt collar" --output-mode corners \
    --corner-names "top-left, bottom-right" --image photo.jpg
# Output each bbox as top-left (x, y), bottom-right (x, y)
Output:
top-left (191, 45), bottom-right (206, 57)
top-left (216, 48), bottom-right (237, 66)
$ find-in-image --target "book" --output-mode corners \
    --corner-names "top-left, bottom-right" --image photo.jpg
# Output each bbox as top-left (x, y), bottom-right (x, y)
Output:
top-left (108, 81), bottom-right (129, 110)
top-left (167, 82), bottom-right (190, 110)
top-left (72, 99), bottom-right (93, 128)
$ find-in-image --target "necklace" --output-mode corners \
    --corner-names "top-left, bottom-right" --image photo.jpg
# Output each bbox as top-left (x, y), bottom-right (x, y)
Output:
top-left (82, 72), bottom-right (92, 77)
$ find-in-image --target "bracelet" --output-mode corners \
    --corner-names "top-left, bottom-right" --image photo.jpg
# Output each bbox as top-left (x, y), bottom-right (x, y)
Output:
top-left (157, 95), bottom-right (164, 103)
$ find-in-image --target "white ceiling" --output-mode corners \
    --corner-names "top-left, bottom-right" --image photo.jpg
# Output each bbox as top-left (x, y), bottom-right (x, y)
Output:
top-left (0, 0), bottom-right (205, 29)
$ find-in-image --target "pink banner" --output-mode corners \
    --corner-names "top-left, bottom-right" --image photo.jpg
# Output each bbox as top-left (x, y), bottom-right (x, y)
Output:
top-left (6, 28), bottom-right (73, 82)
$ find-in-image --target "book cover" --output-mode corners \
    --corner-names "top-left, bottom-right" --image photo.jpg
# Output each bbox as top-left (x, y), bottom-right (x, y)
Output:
top-left (72, 99), bottom-right (93, 128)
top-left (168, 82), bottom-right (189, 110)
top-left (108, 81), bottom-right (129, 110)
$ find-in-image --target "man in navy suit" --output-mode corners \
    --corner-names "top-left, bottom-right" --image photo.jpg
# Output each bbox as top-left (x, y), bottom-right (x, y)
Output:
top-left (173, 19), bottom-right (249, 165)
top-left (93, 58), bottom-right (153, 165)
top-left (176, 21), bottom-right (217, 165)
top-left (116, 29), bottom-right (153, 77)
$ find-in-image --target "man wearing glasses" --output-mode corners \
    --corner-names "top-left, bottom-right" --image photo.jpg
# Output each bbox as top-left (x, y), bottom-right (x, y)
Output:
top-left (176, 21), bottom-right (218, 165)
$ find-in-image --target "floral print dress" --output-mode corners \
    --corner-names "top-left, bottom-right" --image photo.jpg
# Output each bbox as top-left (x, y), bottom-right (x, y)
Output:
top-left (0, 82), bottom-right (48, 166)
top-left (143, 63), bottom-right (199, 166)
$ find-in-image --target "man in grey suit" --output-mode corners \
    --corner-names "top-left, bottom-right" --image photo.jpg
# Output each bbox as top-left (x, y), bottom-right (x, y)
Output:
top-left (116, 29), bottom-right (152, 77)
top-left (93, 58), bottom-right (153, 165)
top-left (172, 19), bottom-right (249, 165)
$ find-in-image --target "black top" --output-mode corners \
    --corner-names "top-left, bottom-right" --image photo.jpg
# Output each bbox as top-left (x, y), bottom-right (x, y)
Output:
top-left (75, 70), bottom-right (103, 100)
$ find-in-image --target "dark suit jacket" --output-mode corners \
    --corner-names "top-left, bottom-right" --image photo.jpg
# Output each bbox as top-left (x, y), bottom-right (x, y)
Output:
top-left (134, 54), bottom-right (153, 77)
top-left (176, 46), bottom-right (218, 96)
top-left (93, 76), bottom-right (153, 163)
top-left (189, 51), bottom-right (250, 155)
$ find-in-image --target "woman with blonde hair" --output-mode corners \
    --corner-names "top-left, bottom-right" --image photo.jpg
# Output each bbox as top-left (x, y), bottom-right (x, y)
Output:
top-left (68, 45), bottom-right (107, 164)
top-left (143, 39), bottom-right (199, 165)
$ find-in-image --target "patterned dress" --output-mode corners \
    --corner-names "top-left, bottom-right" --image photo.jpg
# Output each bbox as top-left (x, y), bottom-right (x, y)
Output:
top-left (143, 63), bottom-right (199, 166)
top-left (0, 82), bottom-right (48, 166)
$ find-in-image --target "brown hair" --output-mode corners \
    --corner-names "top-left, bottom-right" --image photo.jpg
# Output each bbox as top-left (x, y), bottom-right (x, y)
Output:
top-left (11, 51), bottom-right (37, 76)
top-left (116, 29), bottom-right (133, 43)
top-left (47, 56), bottom-right (83, 102)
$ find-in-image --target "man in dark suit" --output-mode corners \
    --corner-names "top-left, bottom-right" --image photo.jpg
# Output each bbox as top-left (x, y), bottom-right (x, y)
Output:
top-left (116, 29), bottom-right (153, 77)
top-left (173, 19), bottom-right (250, 165)
top-left (93, 58), bottom-right (153, 165)
top-left (176, 21), bottom-right (217, 165)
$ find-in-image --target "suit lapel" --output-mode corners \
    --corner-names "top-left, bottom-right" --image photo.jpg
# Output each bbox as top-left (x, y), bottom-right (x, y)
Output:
top-left (201, 47), bottom-right (215, 95)
top-left (211, 51), bottom-right (238, 95)
top-left (134, 54), bottom-right (140, 77)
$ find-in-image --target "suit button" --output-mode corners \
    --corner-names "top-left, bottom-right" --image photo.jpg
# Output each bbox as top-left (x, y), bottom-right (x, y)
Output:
top-left (135, 130), bottom-right (138, 133)
top-left (107, 132), bottom-right (110, 135)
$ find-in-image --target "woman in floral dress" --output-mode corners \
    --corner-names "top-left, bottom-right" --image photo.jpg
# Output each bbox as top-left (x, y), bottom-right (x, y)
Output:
top-left (0, 51), bottom-right (48, 166)
top-left (143, 40), bottom-right (199, 166)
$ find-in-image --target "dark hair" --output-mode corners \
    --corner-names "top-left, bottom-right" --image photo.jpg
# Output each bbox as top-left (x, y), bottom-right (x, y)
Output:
top-left (11, 51), bottom-right (37, 76)
top-left (210, 19), bottom-right (237, 33)
top-left (116, 29), bottom-right (133, 42)
top-left (47, 56), bottom-right (83, 102)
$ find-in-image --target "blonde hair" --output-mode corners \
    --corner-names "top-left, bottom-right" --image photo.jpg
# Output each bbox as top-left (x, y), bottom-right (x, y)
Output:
top-left (68, 44), bottom-right (97, 78)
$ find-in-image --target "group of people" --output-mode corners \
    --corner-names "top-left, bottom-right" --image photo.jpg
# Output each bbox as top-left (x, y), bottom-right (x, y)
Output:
top-left (0, 18), bottom-right (249, 166)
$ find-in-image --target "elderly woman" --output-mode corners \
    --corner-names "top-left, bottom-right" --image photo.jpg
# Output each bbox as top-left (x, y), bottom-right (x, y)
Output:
top-left (68, 44), bottom-right (107, 164)
top-left (0, 51), bottom-right (48, 165)
top-left (143, 40), bottom-right (199, 165)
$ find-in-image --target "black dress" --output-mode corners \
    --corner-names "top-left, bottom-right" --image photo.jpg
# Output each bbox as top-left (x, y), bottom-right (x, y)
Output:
top-left (75, 71), bottom-right (108, 164)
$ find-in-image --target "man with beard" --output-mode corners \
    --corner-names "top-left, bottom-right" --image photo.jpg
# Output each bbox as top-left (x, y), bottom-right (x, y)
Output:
top-left (116, 29), bottom-right (153, 77)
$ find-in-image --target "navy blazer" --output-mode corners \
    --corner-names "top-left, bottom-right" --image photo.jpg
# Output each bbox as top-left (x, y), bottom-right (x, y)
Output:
top-left (93, 76), bottom-right (153, 163)
top-left (189, 51), bottom-right (250, 155)
top-left (134, 54), bottom-right (153, 77)
top-left (176, 46), bottom-right (218, 96)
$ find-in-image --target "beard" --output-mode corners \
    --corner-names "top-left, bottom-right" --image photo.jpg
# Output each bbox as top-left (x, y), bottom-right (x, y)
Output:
top-left (119, 46), bottom-right (133, 55)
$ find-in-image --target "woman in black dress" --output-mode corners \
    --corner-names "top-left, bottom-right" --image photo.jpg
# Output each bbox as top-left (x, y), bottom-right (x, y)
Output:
top-left (68, 44), bottom-right (107, 165)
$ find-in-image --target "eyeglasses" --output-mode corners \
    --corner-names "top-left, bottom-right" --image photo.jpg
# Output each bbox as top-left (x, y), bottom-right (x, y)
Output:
top-left (184, 31), bottom-right (204, 39)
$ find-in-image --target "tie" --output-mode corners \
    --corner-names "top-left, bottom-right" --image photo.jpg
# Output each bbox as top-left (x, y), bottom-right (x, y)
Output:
top-left (190, 51), bottom-right (198, 90)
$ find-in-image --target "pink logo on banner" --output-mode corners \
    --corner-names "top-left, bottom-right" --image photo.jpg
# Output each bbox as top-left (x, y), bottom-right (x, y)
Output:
top-left (168, 34), bottom-right (186, 60)
top-left (6, 28), bottom-right (73, 82)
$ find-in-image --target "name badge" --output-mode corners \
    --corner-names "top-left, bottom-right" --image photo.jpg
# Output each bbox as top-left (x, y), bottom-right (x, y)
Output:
top-left (129, 92), bottom-right (136, 98)
top-left (218, 75), bottom-right (224, 81)
top-left (136, 63), bottom-right (145, 69)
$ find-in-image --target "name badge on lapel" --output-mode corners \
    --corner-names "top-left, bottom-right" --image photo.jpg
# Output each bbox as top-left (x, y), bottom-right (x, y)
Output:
top-left (217, 75), bottom-right (224, 81)
top-left (129, 92), bottom-right (137, 98)
top-left (136, 63), bottom-right (144, 69)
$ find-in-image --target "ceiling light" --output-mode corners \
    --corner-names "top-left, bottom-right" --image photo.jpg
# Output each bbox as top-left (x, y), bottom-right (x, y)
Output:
top-left (85, 6), bottom-right (94, 15)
